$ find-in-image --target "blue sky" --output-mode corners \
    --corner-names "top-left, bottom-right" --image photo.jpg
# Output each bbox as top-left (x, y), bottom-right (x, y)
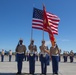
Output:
top-left (0, 0), bottom-right (76, 53)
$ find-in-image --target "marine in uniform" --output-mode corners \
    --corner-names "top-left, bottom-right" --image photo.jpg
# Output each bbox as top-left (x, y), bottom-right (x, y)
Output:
top-left (15, 39), bottom-right (26, 74)
top-left (69, 50), bottom-right (74, 63)
top-left (63, 51), bottom-right (68, 62)
top-left (9, 50), bottom-right (12, 62)
top-left (1, 49), bottom-right (5, 62)
top-left (39, 40), bottom-right (49, 75)
top-left (28, 40), bottom-right (37, 74)
top-left (50, 42), bottom-right (60, 75)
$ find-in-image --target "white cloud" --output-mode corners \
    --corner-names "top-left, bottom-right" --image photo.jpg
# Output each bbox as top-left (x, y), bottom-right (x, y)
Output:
top-left (61, 39), bottom-right (70, 42)
top-left (57, 38), bottom-right (70, 42)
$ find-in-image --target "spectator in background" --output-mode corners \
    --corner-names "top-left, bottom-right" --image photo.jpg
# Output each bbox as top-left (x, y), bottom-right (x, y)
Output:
top-left (63, 51), bottom-right (68, 62)
top-left (1, 49), bottom-right (5, 62)
top-left (69, 50), bottom-right (74, 63)
top-left (9, 50), bottom-right (12, 62)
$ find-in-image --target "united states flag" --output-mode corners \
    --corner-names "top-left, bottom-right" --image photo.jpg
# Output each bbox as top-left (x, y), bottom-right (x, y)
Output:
top-left (32, 8), bottom-right (60, 35)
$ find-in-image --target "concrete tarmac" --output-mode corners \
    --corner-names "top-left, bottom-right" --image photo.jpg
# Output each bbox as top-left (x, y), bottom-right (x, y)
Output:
top-left (0, 55), bottom-right (76, 75)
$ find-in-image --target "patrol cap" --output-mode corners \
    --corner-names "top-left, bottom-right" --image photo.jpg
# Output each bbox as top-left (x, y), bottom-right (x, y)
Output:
top-left (42, 40), bottom-right (45, 43)
top-left (19, 38), bottom-right (23, 42)
top-left (31, 39), bottom-right (34, 42)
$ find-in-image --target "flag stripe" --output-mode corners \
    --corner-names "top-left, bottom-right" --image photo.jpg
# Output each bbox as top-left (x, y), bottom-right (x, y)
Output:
top-left (32, 19), bottom-right (43, 23)
top-left (49, 23), bottom-right (58, 28)
top-left (50, 25), bottom-right (58, 29)
top-left (46, 12), bottom-right (60, 19)
top-left (51, 27), bottom-right (58, 31)
top-left (47, 27), bottom-right (58, 34)
top-left (32, 24), bottom-right (43, 28)
top-left (52, 31), bottom-right (58, 34)
top-left (32, 26), bottom-right (48, 31)
top-left (32, 22), bottom-right (58, 34)
top-left (48, 19), bottom-right (59, 24)
top-left (47, 17), bottom-right (60, 22)
top-left (49, 22), bottom-right (59, 25)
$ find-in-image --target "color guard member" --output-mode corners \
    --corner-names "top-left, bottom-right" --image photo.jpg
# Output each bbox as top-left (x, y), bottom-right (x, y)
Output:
top-left (50, 42), bottom-right (60, 75)
top-left (28, 40), bottom-right (37, 74)
top-left (39, 40), bottom-right (48, 75)
top-left (15, 39), bottom-right (26, 74)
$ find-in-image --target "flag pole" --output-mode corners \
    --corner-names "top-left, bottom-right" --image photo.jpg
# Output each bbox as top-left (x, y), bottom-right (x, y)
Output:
top-left (42, 29), bottom-right (44, 41)
top-left (31, 28), bottom-right (33, 40)
top-left (31, 4), bottom-right (35, 41)
top-left (42, 3), bottom-right (45, 41)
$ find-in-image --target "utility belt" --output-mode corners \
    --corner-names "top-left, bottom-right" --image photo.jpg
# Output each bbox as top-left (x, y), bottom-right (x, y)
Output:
top-left (52, 54), bottom-right (59, 56)
top-left (40, 52), bottom-right (47, 57)
top-left (29, 52), bottom-right (35, 56)
top-left (16, 52), bottom-right (24, 54)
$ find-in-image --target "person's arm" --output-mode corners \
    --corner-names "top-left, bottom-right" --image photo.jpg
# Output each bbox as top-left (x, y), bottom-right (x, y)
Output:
top-left (50, 47), bottom-right (52, 56)
top-left (58, 48), bottom-right (60, 55)
top-left (35, 45), bottom-right (37, 51)
top-left (15, 46), bottom-right (17, 52)
top-left (55, 44), bottom-right (60, 55)
top-left (15, 42), bottom-right (19, 52)
top-left (44, 49), bottom-right (50, 54)
top-left (24, 45), bottom-right (26, 55)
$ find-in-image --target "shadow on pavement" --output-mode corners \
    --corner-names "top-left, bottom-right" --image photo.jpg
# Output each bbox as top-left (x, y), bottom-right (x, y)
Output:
top-left (0, 73), bottom-right (53, 75)
top-left (0, 73), bottom-right (16, 75)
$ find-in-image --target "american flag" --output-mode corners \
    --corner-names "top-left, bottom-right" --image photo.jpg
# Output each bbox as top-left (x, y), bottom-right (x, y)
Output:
top-left (32, 8), bottom-right (60, 35)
